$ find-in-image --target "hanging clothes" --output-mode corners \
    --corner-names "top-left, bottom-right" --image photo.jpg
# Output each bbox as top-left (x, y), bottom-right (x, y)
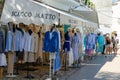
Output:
top-left (63, 31), bottom-right (70, 52)
top-left (56, 29), bottom-right (61, 50)
top-left (14, 30), bottom-right (23, 52)
top-left (77, 32), bottom-right (83, 57)
top-left (31, 32), bottom-right (39, 53)
top-left (0, 30), bottom-right (4, 53)
top-left (54, 51), bottom-right (61, 72)
top-left (0, 53), bottom-right (7, 66)
top-left (97, 35), bottom-right (105, 52)
top-left (91, 33), bottom-right (97, 50)
top-left (43, 29), bottom-right (61, 73)
top-left (71, 33), bottom-right (80, 61)
top-left (23, 31), bottom-right (34, 62)
top-left (7, 52), bottom-right (14, 75)
top-left (86, 34), bottom-right (93, 50)
top-left (54, 29), bottom-right (61, 72)
top-left (86, 34), bottom-right (93, 56)
top-left (37, 32), bottom-right (43, 62)
top-left (43, 30), bottom-right (59, 53)
top-left (23, 32), bottom-right (32, 52)
top-left (84, 35), bottom-right (87, 50)
top-left (30, 32), bottom-right (39, 62)
top-left (5, 30), bottom-right (14, 52)
top-left (68, 48), bottom-right (74, 66)
top-left (68, 30), bottom-right (74, 66)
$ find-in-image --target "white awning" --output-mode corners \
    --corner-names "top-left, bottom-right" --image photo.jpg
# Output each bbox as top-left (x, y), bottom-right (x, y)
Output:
top-left (99, 25), bottom-right (112, 34)
top-left (74, 6), bottom-right (92, 11)
top-left (32, 1), bottom-right (98, 28)
top-left (91, 0), bottom-right (112, 25)
top-left (0, 0), bottom-right (59, 25)
top-left (40, 0), bottom-right (80, 11)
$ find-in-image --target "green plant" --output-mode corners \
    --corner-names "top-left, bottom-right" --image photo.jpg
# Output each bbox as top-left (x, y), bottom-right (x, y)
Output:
top-left (0, 0), bottom-right (4, 3)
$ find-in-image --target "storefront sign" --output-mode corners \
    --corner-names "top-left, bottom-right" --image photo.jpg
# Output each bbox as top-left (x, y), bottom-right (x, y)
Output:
top-left (11, 11), bottom-right (57, 20)
top-left (68, 19), bottom-right (78, 24)
top-left (60, 14), bottom-right (80, 25)
top-left (0, 0), bottom-right (59, 25)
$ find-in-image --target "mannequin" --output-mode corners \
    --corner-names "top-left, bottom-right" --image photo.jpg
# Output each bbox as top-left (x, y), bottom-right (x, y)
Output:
top-left (18, 23), bottom-right (26, 63)
top-left (36, 25), bottom-right (44, 64)
top-left (76, 28), bottom-right (82, 66)
top-left (63, 31), bottom-right (70, 70)
top-left (23, 25), bottom-right (35, 79)
top-left (43, 24), bottom-right (59, 79)
top-left (30, 24), bottom-right (38, 62)
top-left (6, 22), bottom-right (16, 77)
top-left (23, 24), bottom-right (33, 63)
top-left (67, 28), bottom-right (74, 67)
top-left (71, 30), bottom-right (80, 68)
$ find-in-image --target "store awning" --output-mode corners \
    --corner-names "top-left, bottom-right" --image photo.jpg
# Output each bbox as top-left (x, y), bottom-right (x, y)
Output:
top-left (39, 0), bottom-right (80, 11)
top-left (98, 25), bottom-right (112, 34)
top-left (74, 6), bottom-right (92, 11)
top-left (32, 1), bottom-right (98, 28)
top-left (0, 0), bottom-right (59, 25)
top-left (72, 10), bottom-right (98, 24)
top-left (91, 0), bottom-right (112, 25)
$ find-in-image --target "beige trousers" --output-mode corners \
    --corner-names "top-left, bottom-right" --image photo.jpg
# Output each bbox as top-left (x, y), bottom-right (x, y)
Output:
top-left (36, 37), bottom-right (43, 62)
top-left (7, 52), bottom-right (14, 75)
top-left (24, 52), bottom-right (35, 63)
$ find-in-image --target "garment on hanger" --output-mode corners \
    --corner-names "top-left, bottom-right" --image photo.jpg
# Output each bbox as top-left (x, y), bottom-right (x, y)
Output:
top-left (77, 32), bottom-right (83, 57)
top-left (97, 35), bottom-right (105, 52)
top-left (0, 30), bottom-right (4, 53)
top-left (5, 30), bottom-right (14, 52)
top-left (21, 29), bottom-right (26, 50)
top-left (14, 29), bottom-right (23, 52)
top-left (86, 34), bottom-right (93, 50)
top-left (54, 29), bottom-right (61, 72)
top-left (5, 25), bottom-right (15, 75)
top-left (63, 31), bottom-right (70, 52)
top-left (24, 31), bottom-right (32, 52)
top-left (90, 33), bottom-right (97, 50)
top-left (31, 32), bottom-right (39, 53)
top-left (23, 29), bottom-right (34, 62)
top-left (43, 30), bottom-right (59, 53)
top-left (85, 34), bottom-right (93, 56)
top-left (84, 35), bottom-right (87, 50)
top-left (0, 53), bottom-right (7, 66)
top-left (69, 48), bottom-right (74, 66)
top-left (71, 33), bottom-right (80, 61)
top-left (28, 32), bottom-right (39, 62)
top-left (54, 51), bottom-right (61, 72)
top-left (56, 29), bottom-right (61, 50)
top-left (37, 31), bottom-right (43, 62)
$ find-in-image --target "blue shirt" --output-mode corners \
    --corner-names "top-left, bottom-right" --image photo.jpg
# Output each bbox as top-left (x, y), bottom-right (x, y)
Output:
top-left (5, 31), bottom-right (13, 52)
top-left (14, 30), bottom-right (23, 51)
top-left (43, 31), bottom-right (59, 53)
top-left (0, 30), bottom-right (4, 53)
top-left (97, 35), bottom-right (105, 45)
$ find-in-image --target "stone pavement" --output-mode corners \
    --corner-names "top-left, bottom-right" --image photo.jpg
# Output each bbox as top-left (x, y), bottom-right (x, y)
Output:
top-left (1, 53), bottom-right (120, 80)
top-left (61, 54), bottom-right (120, 80)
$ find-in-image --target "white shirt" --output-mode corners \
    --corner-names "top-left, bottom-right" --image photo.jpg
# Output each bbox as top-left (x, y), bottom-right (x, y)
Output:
top-left (24, 32), bottom-right (32, 52)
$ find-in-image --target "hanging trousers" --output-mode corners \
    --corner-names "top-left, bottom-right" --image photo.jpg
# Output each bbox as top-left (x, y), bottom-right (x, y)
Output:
top-left (7, 52), bottom-right (14, 75)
